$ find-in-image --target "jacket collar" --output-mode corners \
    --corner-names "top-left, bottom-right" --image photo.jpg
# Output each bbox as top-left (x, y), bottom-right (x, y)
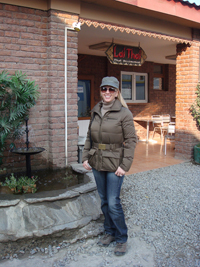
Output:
top-left (92, 99), bottom-right (122, 116)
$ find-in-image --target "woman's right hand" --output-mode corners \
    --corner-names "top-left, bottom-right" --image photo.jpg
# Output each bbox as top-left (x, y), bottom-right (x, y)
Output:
top-left (83, 160), bottom-right (92, 171)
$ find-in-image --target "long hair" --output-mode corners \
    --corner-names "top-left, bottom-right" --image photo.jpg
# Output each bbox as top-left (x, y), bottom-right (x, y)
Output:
top-left (117, 90), bottom-right (128, 109)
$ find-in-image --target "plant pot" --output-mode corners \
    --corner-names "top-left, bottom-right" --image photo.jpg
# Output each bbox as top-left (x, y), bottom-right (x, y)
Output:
top-left (194, 144), bottom-right (200, 164)
top-left (23, 184), bottom-right (36, 193)
top-left (14, 189), bottom-right (22, 194)
top-left (23, 186), bottom-right (32, 193)
top-left (31, 184), bottom-right (37, 193)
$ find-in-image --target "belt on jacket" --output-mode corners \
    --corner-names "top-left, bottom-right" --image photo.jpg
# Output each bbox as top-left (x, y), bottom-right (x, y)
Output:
top-left (93, 142), bottom-right (122, 150)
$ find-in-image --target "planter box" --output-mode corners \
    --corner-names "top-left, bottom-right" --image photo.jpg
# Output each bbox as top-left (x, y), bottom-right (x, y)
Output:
top-left (194, 144), bottom-right (200, 164)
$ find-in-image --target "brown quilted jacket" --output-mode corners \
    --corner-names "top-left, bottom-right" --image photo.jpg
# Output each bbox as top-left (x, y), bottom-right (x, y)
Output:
top-left (82, 99), bottom-right (137, 172)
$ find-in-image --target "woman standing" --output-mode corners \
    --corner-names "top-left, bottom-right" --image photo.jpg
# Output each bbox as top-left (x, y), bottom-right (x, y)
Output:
top-left (82, 76), bottom-right (137, 256)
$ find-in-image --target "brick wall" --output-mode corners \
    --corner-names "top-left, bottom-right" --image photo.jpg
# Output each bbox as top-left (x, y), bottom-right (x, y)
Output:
top-left (78, 54), bottom-right (176, 140)
top-left (0, 4), bottom-right (79, 173)
top-left (1, 3), bottom-right (199, 171)
top-left (0, 4), bottom-right (49, 172)
top-left (176, 41), bottom-right (200, 159)
top-left (47, 10), bottom-right (78, 168)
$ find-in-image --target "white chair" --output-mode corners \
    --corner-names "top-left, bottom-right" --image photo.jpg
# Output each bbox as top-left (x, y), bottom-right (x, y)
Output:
top-left (164, 122), bottom-right (175, 155)
top-left (162, 114), bottom-right (171, 124)
top-left (152, 115), bottom-right (164, 139)
top-left (161, 114), bottom-right (171, 135)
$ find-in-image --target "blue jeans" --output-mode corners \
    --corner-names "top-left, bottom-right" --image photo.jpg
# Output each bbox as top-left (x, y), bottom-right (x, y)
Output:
top-left (92, 168), bottom-right (128, 243)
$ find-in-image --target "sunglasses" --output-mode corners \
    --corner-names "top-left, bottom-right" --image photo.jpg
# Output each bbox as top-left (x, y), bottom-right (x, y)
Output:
top-left (100, 87), bottom-right (117, 93)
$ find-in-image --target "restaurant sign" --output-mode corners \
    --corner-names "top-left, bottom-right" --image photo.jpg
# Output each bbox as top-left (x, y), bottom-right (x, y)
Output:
top-left (105, 43), bottom-right (147, 66)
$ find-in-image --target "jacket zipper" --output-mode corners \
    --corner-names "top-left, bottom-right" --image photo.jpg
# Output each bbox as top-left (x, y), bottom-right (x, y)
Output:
top-left (97, 112), bottom-right (110, 170)
top-left (97, 115), bottom-right (103, 171)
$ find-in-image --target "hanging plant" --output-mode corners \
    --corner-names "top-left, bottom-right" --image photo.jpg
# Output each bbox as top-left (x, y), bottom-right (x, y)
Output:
top-left (190, 82), bottom-right (200, 128)
top-left (0, 71), bottom-right (40, 165)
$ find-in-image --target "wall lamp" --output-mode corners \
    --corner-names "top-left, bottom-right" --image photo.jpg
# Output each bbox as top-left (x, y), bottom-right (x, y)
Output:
top-left (73, 22), bottom-right (81, 32)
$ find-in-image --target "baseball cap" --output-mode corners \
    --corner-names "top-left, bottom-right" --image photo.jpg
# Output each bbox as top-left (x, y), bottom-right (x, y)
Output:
top-left (100, 76), bottom-right (119, 89)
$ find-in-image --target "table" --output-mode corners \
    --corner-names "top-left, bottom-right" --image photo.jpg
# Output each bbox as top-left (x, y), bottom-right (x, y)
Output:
top-left (134, 117), bottom-right (155, 143)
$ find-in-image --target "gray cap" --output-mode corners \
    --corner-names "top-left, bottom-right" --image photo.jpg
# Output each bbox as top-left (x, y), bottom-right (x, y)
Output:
top-left (100, 76), bottom-right (119, 89)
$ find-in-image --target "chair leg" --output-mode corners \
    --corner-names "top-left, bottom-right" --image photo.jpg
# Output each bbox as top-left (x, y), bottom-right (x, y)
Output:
top-left (152, 129), bottom-right (155, 139)
top-left (164, 137), bottom-right (167, 155)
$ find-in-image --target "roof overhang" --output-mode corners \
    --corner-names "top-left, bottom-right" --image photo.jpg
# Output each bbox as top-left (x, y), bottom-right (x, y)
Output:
top-left (82, 0), bottom-right (200, 29)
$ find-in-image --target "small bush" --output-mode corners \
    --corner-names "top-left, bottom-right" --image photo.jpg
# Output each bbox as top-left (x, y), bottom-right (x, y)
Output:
top-left (0, 71), bottom-right (39, 164)
top-left (190, 83), bottom-right (200, 128)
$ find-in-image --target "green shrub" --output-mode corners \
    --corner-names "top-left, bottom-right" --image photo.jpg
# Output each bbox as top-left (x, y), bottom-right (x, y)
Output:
top-left (0, 71), bottom-right (39, 164)
top-left (2, 174), bottom-right (38, 193)
top-left (3, 173), bottom-right (18, 190)
top-left (190, 83), bottom-right (200, 128)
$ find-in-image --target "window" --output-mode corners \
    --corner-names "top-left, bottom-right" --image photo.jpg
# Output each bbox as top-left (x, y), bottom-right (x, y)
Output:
top-left (121, 71), bottom-right (148, 103)
top-left (78, 75), bottom-right (94, 119)
top-left (78, 80), bottom-right (91, 117)
top-left (153, 64), bottom-right (168, 91)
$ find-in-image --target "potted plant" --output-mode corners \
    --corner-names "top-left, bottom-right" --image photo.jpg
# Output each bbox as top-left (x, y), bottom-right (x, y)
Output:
top-left (193, 143), bottom-right (200, 164)
top-left (21, 176), bottom-right (38, 193)
top-left (2, 174), bottom-right (38, 194)
top-left (190, 82), bottom-right (200, 164)
top-left (2, 173), bottom-right (19, 193)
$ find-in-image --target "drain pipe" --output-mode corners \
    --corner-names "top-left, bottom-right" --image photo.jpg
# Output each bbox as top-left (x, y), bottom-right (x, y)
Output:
top-left (65, 25), bottom-right (74, 166)
top-left (65, 22), bottom-right (81, 166)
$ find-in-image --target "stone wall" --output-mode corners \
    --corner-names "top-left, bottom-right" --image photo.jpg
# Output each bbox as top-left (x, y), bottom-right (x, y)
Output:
top-left (0, 169), bottom-right (101, 242)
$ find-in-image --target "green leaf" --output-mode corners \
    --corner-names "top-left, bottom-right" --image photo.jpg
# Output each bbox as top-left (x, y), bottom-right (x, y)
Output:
top-left (0, 70), bottom-right (40, 164)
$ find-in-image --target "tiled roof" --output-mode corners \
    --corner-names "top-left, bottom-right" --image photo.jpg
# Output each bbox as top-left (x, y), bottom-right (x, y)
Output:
top-left (179, 0), bottom-right (200, 7)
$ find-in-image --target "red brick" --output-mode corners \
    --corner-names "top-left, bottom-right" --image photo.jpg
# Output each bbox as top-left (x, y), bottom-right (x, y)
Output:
top-left (5, 4), bottom-right (19, 12)
top-left (176, 42), bottom-right (200, 159)
top-left (20, 6), bottom-right (35, 14)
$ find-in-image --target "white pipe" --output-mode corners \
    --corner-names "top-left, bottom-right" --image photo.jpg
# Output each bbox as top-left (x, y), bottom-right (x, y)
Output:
top-left (65, 26), bottom-right (74, 166)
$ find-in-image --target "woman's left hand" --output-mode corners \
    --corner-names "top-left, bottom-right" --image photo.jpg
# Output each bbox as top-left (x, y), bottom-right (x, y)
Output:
top-left (115, 166), bottom-right (125, 177)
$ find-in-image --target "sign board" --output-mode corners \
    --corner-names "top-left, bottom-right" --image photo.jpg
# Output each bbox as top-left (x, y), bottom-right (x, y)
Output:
top-left (105, 43), bottom-right (147, 66)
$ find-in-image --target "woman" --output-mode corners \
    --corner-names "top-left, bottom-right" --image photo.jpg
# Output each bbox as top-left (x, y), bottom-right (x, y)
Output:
top-left (82, 76), bottom-right (137, 256)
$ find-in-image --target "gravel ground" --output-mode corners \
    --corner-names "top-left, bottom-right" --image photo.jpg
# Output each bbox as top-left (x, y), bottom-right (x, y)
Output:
top-left (121, 161), bottom-right (200, 267)
top-left (0, 161), bottom-right (199, 267)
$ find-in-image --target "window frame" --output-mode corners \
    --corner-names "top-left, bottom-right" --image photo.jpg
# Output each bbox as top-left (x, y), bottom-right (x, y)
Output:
top-left (153, 63), bottom-right (168, 91)
top-left (121, 71), bottom-right (148, 103)
top-left (78, 75), bottom-right (94, 120)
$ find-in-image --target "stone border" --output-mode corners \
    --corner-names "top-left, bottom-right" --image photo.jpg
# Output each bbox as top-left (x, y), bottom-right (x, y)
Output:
top-left (0, 164), bottom-right (96, 206)
top-left (0, 164), bottom-right (101, 242)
